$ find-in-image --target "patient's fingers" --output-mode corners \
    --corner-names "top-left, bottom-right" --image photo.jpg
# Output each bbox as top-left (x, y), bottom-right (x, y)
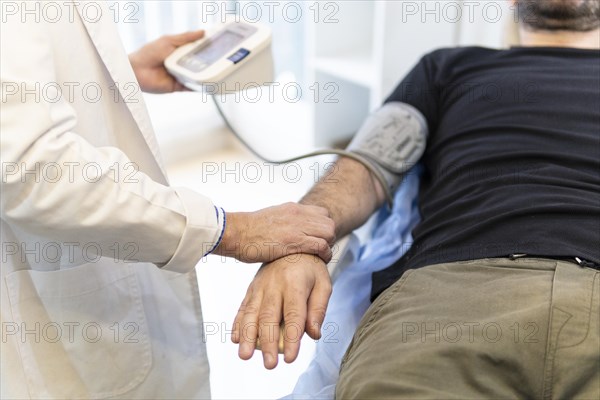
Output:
top-left (282, 287), bottom-right (309, 364)
top-left (238, 291), bottom-right (263, 360)
top-left (306, 277), bottom-right (333, 341)
top-left (233, 255), bottom-right (332, 369)
top-left (257, 292), bottom-right (282, 369)
top-left (232, 289), bottom-right (252, 344)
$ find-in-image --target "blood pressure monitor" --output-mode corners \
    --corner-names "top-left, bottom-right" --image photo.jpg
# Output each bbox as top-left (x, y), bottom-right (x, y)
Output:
top-left (166, 22), bottom-right (427, 209)
top-left (165, 21), bottom-right (273, 93)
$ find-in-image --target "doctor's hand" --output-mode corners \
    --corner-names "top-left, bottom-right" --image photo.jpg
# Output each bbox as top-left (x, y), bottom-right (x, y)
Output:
top-left (129, 30), bottom-right (205, 93)
top-left (214, 203), bottom-right (336, 264)
top-left (232, 254), bottom-right (332, 369)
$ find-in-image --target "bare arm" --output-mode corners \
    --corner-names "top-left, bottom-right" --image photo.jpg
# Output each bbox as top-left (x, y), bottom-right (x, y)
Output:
top-left (301, 157), bottom-right (387, 239)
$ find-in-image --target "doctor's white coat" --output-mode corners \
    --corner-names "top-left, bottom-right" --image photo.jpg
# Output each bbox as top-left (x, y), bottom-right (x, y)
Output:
top-left (1, 1), bottom-right (225, 398)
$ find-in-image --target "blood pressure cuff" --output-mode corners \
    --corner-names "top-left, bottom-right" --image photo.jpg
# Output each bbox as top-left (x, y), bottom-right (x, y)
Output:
top-left (347, 102), bottom-right (428, 196)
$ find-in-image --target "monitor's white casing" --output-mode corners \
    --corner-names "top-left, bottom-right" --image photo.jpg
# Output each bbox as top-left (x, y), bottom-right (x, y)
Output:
top-left (165, 21), bottom-right (274, 94)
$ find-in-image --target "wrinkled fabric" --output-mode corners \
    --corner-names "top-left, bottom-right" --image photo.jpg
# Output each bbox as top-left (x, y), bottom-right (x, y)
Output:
top-left (285, 168), bottom-right (421, 400)
top-left (1, 2), bottom-right (218, 397)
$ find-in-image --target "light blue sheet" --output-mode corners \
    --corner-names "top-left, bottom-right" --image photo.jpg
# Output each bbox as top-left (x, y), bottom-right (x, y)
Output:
top-left (284, 168), bottom-right (422, 399)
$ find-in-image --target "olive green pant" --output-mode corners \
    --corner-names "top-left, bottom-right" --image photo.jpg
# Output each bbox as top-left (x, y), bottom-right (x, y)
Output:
top-left (336, 258), bottom-right (600, 399)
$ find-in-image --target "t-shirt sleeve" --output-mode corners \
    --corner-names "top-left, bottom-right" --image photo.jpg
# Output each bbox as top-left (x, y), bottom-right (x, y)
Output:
top-left (385, 51), bottom-right (441, 133)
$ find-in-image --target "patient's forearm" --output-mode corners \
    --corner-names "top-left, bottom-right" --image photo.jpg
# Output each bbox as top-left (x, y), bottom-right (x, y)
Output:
top-left (300, 157), bottom-right (386, 239)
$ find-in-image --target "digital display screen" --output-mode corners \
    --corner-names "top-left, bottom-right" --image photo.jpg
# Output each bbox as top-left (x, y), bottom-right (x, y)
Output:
top-left (179, 30), bottom-right (245, 72)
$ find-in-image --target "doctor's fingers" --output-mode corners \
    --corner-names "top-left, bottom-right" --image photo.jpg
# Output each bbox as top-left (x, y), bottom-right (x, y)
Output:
top-left (302, 205), bottom-right (332, 218)
top-left (294, 237), bottom-right (333, 264)
top-left (166, 30), bottom-right (205, 47)
top-left (282, 204), bottom-right (335, 235)
top-left (256, 203), bottom-right (335, 241)
top-left (297, 218), bottom-right (337, 246)
top-left (173, 81), bottom-right (192, 92)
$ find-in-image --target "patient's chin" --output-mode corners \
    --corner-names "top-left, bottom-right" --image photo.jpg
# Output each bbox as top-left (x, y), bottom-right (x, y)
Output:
top-left (518, 0), bottom-right (600, 32)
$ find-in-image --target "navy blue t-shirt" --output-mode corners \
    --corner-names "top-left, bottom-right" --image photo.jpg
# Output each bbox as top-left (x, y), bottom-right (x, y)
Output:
top-left (372, 46), bottom-right (600, 300)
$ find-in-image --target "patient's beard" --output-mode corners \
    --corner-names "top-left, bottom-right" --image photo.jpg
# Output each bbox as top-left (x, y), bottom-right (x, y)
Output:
top-left (517, 0), bottom-right (600, 32)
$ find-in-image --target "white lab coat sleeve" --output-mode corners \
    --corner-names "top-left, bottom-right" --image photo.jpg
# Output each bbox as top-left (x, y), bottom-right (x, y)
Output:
top-left (0, 16), bottom-right (225, 272)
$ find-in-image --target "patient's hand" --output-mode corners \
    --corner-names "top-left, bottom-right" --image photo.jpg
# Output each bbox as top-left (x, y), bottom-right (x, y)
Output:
top-left (214, 203), bottom-right (336, 263)
top-left (232, 254), bottom-right (333, 369)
